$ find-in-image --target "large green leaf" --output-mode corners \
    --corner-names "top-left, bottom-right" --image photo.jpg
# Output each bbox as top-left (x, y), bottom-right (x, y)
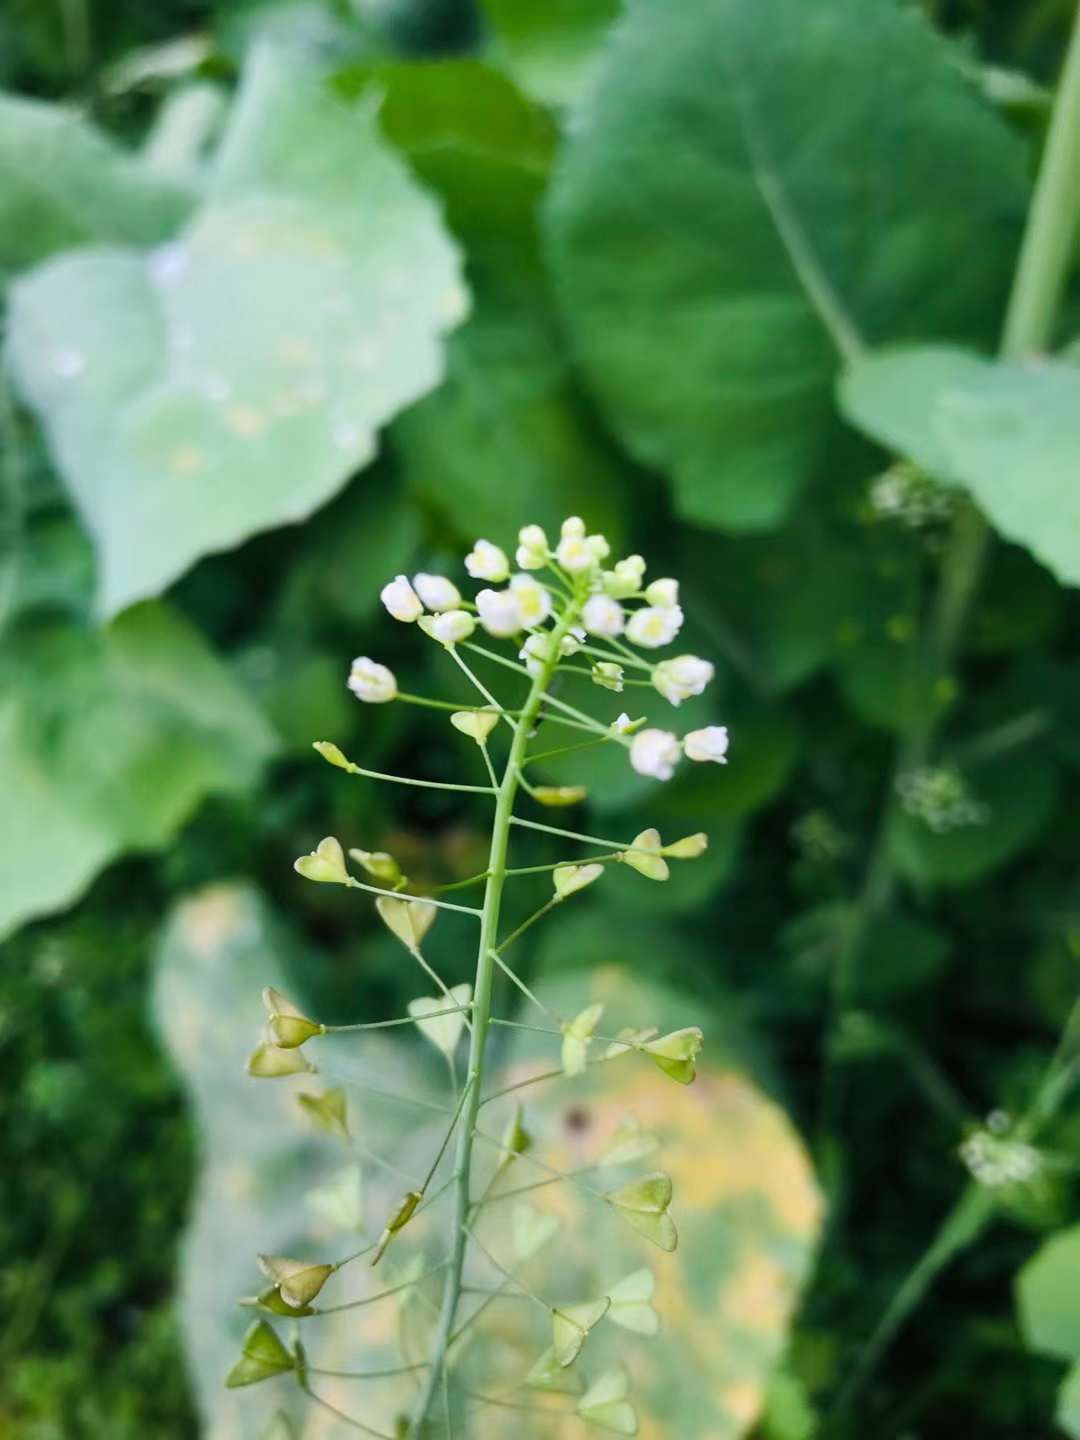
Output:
top-left (478, 0), bottom-right (620, 107)
top-left (545, 0), bottom-right (1027, 531)
top-left (0, 602), bottom-right (277, 940)
top-left (5, 46), bottom-right (466, 618)
top-left (840, 346), bottom-right (1080, 586)
top-left (157, 885), bottom-right (820, 1438)
top-left (361, 59), bottom-right (628, 550)
top-left (0, 91), bottom-right (194, 278)
top-left (1017, 1225), bottom-right (1080, 1439)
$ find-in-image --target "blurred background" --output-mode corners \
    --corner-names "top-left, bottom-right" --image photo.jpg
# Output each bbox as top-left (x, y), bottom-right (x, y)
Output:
top-left (2, 0), bottom-right (1079, 1436)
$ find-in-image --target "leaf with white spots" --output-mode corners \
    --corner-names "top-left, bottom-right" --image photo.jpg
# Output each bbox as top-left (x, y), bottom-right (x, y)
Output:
top-left (5, 46), bottom-right (466, 618)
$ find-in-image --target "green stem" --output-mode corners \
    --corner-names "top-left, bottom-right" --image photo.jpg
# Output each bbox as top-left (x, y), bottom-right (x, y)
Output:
top-left (405, 604), bottom-right (580, 1437)
top-left (1001, 3), bottom-right (1080, 358)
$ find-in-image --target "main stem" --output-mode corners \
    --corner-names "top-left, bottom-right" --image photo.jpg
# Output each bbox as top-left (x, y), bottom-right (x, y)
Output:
top-left (406, 608), bottom-right (578, 1436)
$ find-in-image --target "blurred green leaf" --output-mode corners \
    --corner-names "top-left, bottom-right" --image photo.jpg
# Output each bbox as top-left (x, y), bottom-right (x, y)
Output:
top-left (546, 0), bottom-right (1026, 531)
top-left (478, 0), bottom-right (619, 107)
top-left (6, 45), bottom-right (466, 618)
top-left (1017, 1223), bottom-right (1080, 1362)
top-left (0, 601), bottom-right (277, 938)
top-left (842, 346), bottom-right (1080, 587)
top-left (0, 91), bottom-right (194, 279)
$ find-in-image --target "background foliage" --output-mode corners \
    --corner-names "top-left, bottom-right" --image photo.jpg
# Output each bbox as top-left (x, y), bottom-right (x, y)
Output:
top-left (2, 0), bottom-right (1079, 1437)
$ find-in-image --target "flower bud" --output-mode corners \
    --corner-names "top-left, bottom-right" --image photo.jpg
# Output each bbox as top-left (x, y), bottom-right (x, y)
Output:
top-left (412, 573), bottom-right (461, 611)
top-left (582, 594), bottom-right (626, 638)
top-left (347, 656), bottom-right (397, 703)
top-left (684, 726), bottom-right (729, 764)
top-left (516, 524), bottom-right (549, 570)
top-left (509, 573), bottom-right (552, 628)
top-left (380, 574), bottom-right (422, 623)
top-left (591, 661), bottom-right (624, 692)
top-left (465, 538), bottom-right (510, 582)
top-left (476, 587), bottom-right (523, 637)
top-left (625, 604), bottom-right (684, 649)
top-left (419, 609), bottom-right (476, 646)
top-left (603, 554), bottom-right (646, 598)
top-left (312, 739), bottom-right (352, 770)
top-left (629, 729), bottom-right (681, 781)
top-left (652, 655), bottom-right (714, 705)
top-left (644, 577), bottom-right (679, 608)
top-left (294, 836), bottom-right (350, 885)
top-left (520, 633), bottom-right (554, 676)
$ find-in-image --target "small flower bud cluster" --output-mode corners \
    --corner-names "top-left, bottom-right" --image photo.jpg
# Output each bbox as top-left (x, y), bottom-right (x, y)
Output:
top-left (869, 461), bottom-right (956, 529)
top-left (355, 516), bottom-right (728, 782)
top-left (959, 1125), bottom-right (1042, 1188)
top-left (896, 765), bottom-right (989, 833)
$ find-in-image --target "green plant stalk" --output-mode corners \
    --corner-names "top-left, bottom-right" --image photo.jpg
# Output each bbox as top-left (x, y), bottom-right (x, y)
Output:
top-left (824, 3), bottom-right (1080, 1418)
top-left (406, 604), bottom-right (580, 1437)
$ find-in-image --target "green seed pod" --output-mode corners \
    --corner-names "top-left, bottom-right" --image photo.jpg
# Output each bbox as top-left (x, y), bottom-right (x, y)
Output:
top-left (551, 1297), bottom-right (610, 1367)
top-left (525, 1346), bottom-right (585, 1395)
top-left (641, 1027), bottom-right (704, 1085)
top-left (246, 1043), bottom-right (315, 1079)
top-left (605, 1172), bottom-right (678, 1252)
top-left (257, 1254), bottom-right (334, 1308)
top-left (576, 1365), bottom-right (638, 1434)
top-left (225, 1320), bottom-right (294, 1388)
top-left (293, 836), bottom-right (350, 885)
top-left (561, 1002), bottom-right (605, 1077)
top-left (297, 1087), bottom-right (350, 1139)
top-left (261, 987), bottom-right (324, 1048)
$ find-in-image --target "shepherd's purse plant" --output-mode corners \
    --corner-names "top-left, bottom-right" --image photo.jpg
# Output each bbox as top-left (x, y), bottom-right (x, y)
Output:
top-left (228, 516), bottom-right (727, 1437)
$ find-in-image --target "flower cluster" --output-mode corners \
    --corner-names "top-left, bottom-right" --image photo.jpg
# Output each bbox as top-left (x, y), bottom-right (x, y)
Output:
top-left (896, 765), bottom-right (989, 833)
top-left (959, 1124), bottom-right (1042, 1189)
top-left (354, 517), bottom-right (728, 783)
top-left (869, 461), bottom-right (956, 529)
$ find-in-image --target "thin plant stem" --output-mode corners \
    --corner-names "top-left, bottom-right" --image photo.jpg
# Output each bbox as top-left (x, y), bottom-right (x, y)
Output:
top-left (343, 876), bottom-right (482, 918)
top-left (315, 1263), bottom-right (450, 1316)
top-left (307, 1361), bottom-right (429, 1380)
top-left (406, 945), bottom-right (474, 1034)
top-left (302, 1383), bottom-right (397, 1439)
top-left (493, 898), bottom-right (559, 956)
top-left (510, 815), bottom-right (642, 851)
top-left (448, 646), bottom-right (518, 736)
top-left (522, 735), bottom-right (614, 766)
top-left (479, 1049), bottom-right (627, 1108)
top-left (463, 1227), bottom-right (549, 1311)
top-left (327, 1004), bottom-right (473, 1033)
top-left (490, 951), bottom-right (559, 1022)
top-left (339, 761), bottom-right (496, 795)
top-left (406, 604), bottom-right (583, 1436)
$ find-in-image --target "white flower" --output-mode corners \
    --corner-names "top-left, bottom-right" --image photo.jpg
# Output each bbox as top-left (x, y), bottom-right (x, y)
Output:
top-left (603, 555), bottom-right (645, 599)
top-left (347, 657), bottom-right (397, 704)
top-left (630, 728), bottom-right (681, 781)
top-left (611, 712), bottom-right (634, 734)
top-left (476, 587), bottom-right (523, 637)
top-left (421, 610), bottom-right (475, 646)
top-left (509, 573), bottom-right (552, 629)
top-left (582, 593), bottom-right (625, 638)
top-left (556, 531), bottom-right (597, 572)
top-left (465, 539), bottom-right (510, 582)
top-left (413, 573), bottom-right (461, 611)
top-left (516, 524), bottom-right (549, 570)
top-left (380, 574), bottom-right (422, 623)
top-left (644, 577), bottom-right (679, 608)
top-left (653, 654), bottom-right (714, 706)
top-left (561, 516), bottom-right (586, 539)
top-left (684, 726), bottom-right (729, 764)
top-left (625, 604), bottom-right (684, 648)
top-left (519, 633), bottom-right (553, 676)
top-left (560, 626), bottom-right (586, 655)
top-left (586, 533), bottom-right (611, 562)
